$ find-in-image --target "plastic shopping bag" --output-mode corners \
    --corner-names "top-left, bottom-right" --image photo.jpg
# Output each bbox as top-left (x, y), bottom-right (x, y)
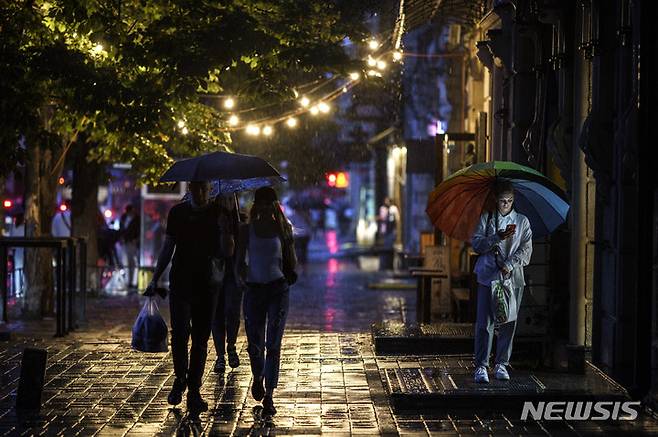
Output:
top-left (131, 297), bottom-right (168, 352)
top-left (490, 274), bottom-right (517, 325)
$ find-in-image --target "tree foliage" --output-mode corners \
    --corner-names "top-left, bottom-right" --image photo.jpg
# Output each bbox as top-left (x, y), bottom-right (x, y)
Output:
top-left (1, 0), bottom-right (378, 180)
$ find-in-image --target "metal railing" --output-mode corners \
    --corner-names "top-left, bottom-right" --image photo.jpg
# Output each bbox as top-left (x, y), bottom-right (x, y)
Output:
top-left (0, 237), bottom-right (87, 337)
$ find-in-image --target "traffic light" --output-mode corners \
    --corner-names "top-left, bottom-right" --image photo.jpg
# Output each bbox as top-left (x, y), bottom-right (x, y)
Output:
top-left (326, 172), bottom-right (349, 188)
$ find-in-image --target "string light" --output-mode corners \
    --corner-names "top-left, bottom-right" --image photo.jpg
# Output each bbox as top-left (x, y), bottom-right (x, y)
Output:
top-left (367, 70), bottom-right (382, 77)
top-left (349, 72), bottom-right (360, 80)
top-left (228, 115), bottom-right (239, 126)
top-left (223, 97), bottom-right (235, 109)
top-left (177, 120), bottom-right (186, 128)
top-left (93, 44), bottom-right (104, 53)
top-left (393, 50), bottom-right (403, 61)
top-left (368, 39), bottom-right (379, 50)
top-left (286, 117), bottom-right (298, 128)
top-left (367, 56), bottom-right (377, 67)
top-left (377, 60), bottom-right (387, 70)
top-left (309, 106), bottom-right (319, 116)
top-left (181, 126), bottom-right (189, 135)
top-left (262, 125), bottom-right (273, 136)
top-left (246, 125), bottom-right (260, 135)
top-left (318, 101), bottom-right (330, 113)
top-left (299, 96), bottom-right (310, 107)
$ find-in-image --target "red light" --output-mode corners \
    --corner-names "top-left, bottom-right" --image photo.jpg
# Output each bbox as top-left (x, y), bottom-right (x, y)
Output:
top-left (326, 173), bottom-right (337, 187)
top-left (59, 204), bottom-right (68, 212)
top-left (58, 177), bottom-right (65, 185)
top-left (3, 200), bottom-right (12, 209)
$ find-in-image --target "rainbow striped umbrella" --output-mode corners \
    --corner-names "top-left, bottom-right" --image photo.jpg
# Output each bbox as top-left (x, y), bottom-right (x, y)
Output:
top-left (426, 161), bottom-right (570, 241)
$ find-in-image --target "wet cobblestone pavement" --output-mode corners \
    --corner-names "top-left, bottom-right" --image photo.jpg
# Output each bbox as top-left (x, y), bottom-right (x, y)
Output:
top-left (1, 236), bottom-right (658, 435)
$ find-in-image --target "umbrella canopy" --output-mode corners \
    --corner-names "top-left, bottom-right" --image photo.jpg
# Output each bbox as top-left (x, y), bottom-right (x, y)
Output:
top-left (159, 151), bottom-right (281, 182)
top-left (182, 176), bottom-right (286, 201)
top-left (426, 161), bottom-right (570, 241)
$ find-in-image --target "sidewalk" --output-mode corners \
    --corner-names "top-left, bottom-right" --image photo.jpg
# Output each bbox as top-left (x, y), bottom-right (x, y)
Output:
top-left (0, 253), bottom-right (657, 435)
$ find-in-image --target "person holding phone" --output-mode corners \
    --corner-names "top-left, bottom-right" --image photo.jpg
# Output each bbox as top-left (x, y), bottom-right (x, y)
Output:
top-left (471, 180), bottom-right (533, 383)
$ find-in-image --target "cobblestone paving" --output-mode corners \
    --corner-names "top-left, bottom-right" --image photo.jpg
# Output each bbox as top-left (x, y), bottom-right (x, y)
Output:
top-left (1, 239), bottom-right (657, 435)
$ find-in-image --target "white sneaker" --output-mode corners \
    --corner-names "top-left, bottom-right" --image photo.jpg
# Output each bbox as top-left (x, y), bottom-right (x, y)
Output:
top-left (474, 366), bottom-right (489, 383)
top-left (494, 364), bottom-right (510, 380)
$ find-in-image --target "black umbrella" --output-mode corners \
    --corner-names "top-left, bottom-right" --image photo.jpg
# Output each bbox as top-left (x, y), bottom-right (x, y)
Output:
top-left (159, 151), bottom-right (282, 182)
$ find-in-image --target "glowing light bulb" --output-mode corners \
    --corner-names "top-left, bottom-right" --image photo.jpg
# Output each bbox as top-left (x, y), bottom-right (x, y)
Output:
top-left (368, 39), bottom-right (379, 50)
top-left (177, 120), bottom-right (186, 128)
top-left (286, 117), bottom-right (298, 128)
top-left (367, 56), bottom-right (377, 67)
top-left (228, 115), bottom-right (239, 126)
top-left (181, 126), bottom-right (189, 135)
top-left (299, 96), bottom-right (310, 107)
top-left (393, 50), bottom-right (403, 61)
top-left (104, 209), bottom-right (112, 218)
top-left (246, 125), bottom-right (260, 135)
top-left (309, 106), bottom-right (319, 116)
top-left (262, 125), bottom-right (273, 136)
top-left (223, 97), bottom-right (235, 109)
top-left (318, 102), bottom-right (330, 113)
top-left (367, 70), bottom-right (380, 77)
top-left (376, 60), bottom-right (387, 70)
top-left (349, 72), bottom-right (360, 80)
top-left (93, 44), bottom-right (104, 53)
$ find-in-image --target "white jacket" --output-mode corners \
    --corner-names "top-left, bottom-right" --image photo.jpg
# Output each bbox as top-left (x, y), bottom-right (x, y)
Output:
top-left (471, 209), bottom-right (533, 288)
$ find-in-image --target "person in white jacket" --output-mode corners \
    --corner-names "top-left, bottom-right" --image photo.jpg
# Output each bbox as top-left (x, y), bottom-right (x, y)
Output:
top-left (471, 180), bottom-right (533, 383)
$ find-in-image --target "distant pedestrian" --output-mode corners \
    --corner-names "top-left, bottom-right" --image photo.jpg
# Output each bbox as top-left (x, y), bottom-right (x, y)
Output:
top-left (211, 195), bottom-right (243, 374)
top-left (471, 180), bottom-right (532, 383)
top-left (145, 181), bottom-right (234, 414)
top-left (120, 204), bottom-right (140, 289)
top-left (462, 143), bottom-right (477, 168)
top-left (235, 187), bottom-right (297, 417)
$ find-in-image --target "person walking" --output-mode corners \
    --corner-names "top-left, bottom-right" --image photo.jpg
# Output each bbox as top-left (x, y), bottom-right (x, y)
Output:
top-left (211, 196), bottom-right (243, 374)
top-left (235, 187), bottom-right (297, 417)
top-left (471, 180), bottom-right (533, 383)
top-left (145, 181), bottom-right (234, 413)
top-left (120, 204), bottom-right (141, 289)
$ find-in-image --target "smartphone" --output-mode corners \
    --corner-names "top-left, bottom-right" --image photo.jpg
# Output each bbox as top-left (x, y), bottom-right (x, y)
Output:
top-left (506, 224), bottom-right (516, 232)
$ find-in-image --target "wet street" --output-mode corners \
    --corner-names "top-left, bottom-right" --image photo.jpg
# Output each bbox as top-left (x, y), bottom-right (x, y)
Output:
top-left (0, 234), bottom-right (657, 435)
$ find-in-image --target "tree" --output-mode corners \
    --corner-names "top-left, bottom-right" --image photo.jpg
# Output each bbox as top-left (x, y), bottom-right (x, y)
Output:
top-left (1, 0), bottom-right (379, 313)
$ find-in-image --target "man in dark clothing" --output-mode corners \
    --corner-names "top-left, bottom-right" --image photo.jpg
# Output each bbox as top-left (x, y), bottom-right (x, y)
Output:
top-left (145, 181), bottom-right (234, 413)
top-left (120, 204), bottom-right (141, 289)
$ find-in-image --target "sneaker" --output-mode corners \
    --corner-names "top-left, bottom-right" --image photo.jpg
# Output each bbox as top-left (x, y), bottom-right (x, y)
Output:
top-left (187, 391), bottom-right (208, 413)
top-left (251, 376), bottom-right (265, 401)
top-left (213, 357), bottom-right (226, 374)
top-left (494, 364), bottom-right (510, 381)
top-left (474, 366), bottom-right (489, 383)
top-left (167, 377), bottom-right (187, 405)
top-left (227, 348), bottom-right (240, 368)
top-left (262, 395), bottom-right (277, 417)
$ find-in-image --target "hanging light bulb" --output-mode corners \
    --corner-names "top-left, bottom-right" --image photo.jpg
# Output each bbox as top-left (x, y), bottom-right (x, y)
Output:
top-left (181, 126), bottom-right (189, 135)
top-left (228, 115), bottom-right (239, 126)
top-left (376, 60), bottom-right (387, 70)
top-left (177, 120), bottom-right (186, 128)
top-left (309, 106), bottom-right (319, 116)
top-left (223, 97), bottom-right (235, 109)
top-left (349, 72), bottom-right (360, 80)
top-left (368, 39), bottom-right (379, 50)
top-left (367, 70), bottom-right (381, 77)
top-left (262, 125), bottom-right (273, 136)
top-left (393, 50), bottom-right (403, 61)
top-left (246, 125), bottom-right (260, 135)
top-left (318, 102), bottom-right (330, 113)
top-left (92, 43), bottom-right (104, 54)
top-left (367, 56), bottom-right (377, 67)
top-left (299, 96), bottom-right (310, 107)
top-left (286, 117), bottom-right (298, 128)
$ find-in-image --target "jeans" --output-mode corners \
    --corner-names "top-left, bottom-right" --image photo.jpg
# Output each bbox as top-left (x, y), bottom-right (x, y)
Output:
top-left (169, 287), bottom-right (218, 391)
top-left (244, 279), bottom-right (289, 393)
top-left (474, 284), bottom-right (517, 368)
top-left (211, 270), bottom-right (243, 356)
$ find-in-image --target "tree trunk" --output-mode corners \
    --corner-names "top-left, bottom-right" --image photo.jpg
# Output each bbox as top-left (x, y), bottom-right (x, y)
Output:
top-left (71, 141), bottom-right (100, 291)
top-left (24, 143), bottom-right (60, 318)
